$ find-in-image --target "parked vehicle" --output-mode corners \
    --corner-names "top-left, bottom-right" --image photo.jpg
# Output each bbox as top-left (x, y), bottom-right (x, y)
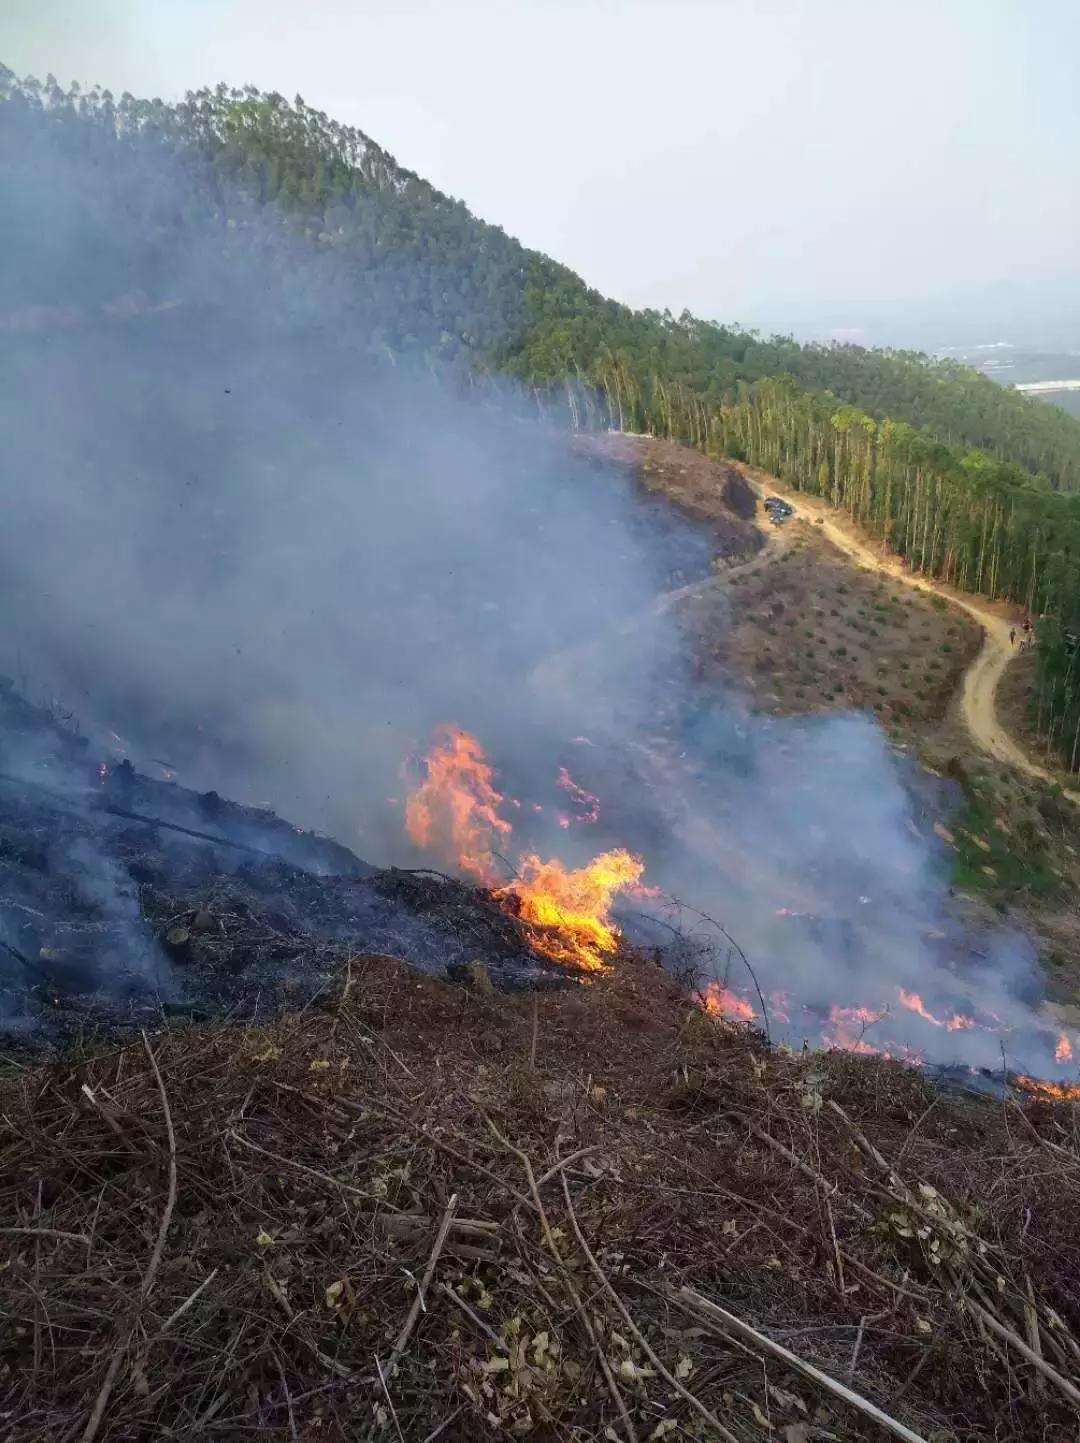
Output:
top-left (762, 495), bottom-right (794, 525)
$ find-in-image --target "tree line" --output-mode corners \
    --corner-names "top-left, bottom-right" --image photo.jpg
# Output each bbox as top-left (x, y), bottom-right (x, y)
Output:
top-left (4, 69), bottom-right (1080, 768)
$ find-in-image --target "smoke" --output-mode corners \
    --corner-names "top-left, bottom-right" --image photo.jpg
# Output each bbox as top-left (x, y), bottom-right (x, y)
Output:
top-left (617, 706), bottom-right (1049, 1073)
top-left (0, 95), bottom-right (704, 859)
top-left (0, 89), bottom-right (1067, 1076)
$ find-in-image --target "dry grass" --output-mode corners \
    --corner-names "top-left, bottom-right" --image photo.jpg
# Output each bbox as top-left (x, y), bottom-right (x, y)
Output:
top-left (3, 953), bottom-right (1080, 1441)
top-left (572, 434), bottom-right (763, 561)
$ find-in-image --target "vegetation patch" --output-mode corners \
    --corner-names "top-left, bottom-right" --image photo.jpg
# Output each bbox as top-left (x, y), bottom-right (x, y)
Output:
top-left (686, 522), bottom-right (981, 726)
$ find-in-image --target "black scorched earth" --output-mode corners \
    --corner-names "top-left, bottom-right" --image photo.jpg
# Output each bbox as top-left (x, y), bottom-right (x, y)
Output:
top-left (0, 683), bottom-right (579, 1052)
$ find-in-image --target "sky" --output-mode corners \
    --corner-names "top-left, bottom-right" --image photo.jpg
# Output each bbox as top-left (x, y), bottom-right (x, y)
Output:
top-left (4, 0), bottom-right (1080, 348)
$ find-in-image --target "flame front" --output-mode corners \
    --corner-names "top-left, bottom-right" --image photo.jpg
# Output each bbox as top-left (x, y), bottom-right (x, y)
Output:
top-left (822, 1005), bottom-right (887, 1055)
top-left (1015, 1074), bottom-right (1080, 1102)
top-left (405, 726), bottom-right (642, 970)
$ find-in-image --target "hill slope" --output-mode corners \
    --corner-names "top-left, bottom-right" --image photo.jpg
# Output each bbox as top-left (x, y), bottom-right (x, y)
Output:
top-left (5, 952), bottom-right (1080, 1441)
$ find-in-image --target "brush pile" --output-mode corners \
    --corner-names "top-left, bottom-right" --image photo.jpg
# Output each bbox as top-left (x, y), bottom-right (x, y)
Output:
top-left (3, 953), bottom-right (1080, 1442)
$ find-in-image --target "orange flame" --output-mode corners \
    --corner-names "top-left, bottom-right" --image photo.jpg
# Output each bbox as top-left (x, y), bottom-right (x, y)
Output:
top-left (405, 727), bottom-right (642, 970)
top-left (697, 982), bottom-right (756, 1022)
top-left (897, 988), bottom-right (942, 1026)
top-left (822, 1005), bottom-right (885, 1055)
top-left (1056, 1033), bottom-right (1074, 1064)
top-left (556, 766), bottom-right (601, 825)
top-left (405, 725), bottom-right (511, 880)
top-left (502, 849), bottom-right (643, 970)
top-left (897, 991), bottom-right (981, 1036)
top-left (1015, 1074), bottom-right (1080, 1102)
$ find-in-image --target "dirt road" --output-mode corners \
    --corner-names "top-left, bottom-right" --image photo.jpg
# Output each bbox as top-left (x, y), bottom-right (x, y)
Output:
top-left (744, 474), bottom-right (1080, 801)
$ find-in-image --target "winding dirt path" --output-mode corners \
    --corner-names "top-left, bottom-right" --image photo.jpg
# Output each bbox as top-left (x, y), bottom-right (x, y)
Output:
top-left (740, 472), bottom-right (1080, 802)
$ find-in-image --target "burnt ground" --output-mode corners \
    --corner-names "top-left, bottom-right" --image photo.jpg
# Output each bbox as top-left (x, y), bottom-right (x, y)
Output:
top-left (0, 685), bottom-right (584, 1056)
top-left (571, 434), bottom-right (763, 563)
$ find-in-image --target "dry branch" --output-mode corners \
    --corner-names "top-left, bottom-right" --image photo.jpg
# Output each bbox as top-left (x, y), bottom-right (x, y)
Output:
top-left (671, 1286), bottom-right (931, 1443)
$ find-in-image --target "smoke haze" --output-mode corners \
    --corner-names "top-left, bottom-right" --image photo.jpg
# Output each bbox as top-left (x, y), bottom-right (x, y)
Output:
top-left (3, 0), bottom-right (1078, 348)
top-left (0, 93), bottom-right (1067, 1076)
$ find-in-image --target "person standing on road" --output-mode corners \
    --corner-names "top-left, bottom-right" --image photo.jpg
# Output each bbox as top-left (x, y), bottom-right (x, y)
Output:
top-left (1009, 627), bottom-right (1016, 646)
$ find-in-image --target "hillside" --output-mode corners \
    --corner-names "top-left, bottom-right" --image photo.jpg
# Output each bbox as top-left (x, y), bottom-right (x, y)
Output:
top-left (6, 951), bottom-right (1080, 1443)
top-left (7, 69), bottom-right (1080, 780)
top-left (3, 67), bottom-right (1080, 489)
top-left (8, 63), bottom-right (1080, 1443)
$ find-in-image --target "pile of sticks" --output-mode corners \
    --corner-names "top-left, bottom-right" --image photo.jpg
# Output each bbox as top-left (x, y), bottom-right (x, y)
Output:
top-left (2, 952), bottom-right (1079, 1441)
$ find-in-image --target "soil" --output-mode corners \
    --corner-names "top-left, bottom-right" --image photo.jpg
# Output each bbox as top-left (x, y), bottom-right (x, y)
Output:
top-left (683, 522), bottom-right (982, 727)
top-left (571, 434), bottom-right (763, 560)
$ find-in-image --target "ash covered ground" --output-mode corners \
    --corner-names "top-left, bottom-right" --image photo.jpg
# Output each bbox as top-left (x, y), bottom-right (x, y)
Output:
top-left (0, 684), bottom-right (595, 1053)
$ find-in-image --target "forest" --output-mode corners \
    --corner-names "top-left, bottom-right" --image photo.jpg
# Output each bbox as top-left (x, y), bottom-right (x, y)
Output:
top-left (3, 69), bottom-right (1080, 770)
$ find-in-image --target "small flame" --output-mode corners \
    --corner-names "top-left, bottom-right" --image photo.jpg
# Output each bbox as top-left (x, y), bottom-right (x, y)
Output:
top-left (697, 982), bottom-right (755, 1022)
top-left (405, 727), bottom-right (642, 970)
top-left (556, 765), bottom-right (601, 824)
top-left (1015, 1074), bottom-right (1080, 1102)
top-left (769, 989), bottom-right (792, 1024)
top-left (1056, 1033), bottom-right (1074, 1064)
top-left (822, 1004), bottom-right (886, 1055)
top-left (897, 988), bottom-right (942, 1026)
top-left (898, 991), bottom-right (985, 1036)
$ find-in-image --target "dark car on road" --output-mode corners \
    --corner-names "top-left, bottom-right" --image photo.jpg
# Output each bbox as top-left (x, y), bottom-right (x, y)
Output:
top-left (762, 495), bottom-right (794, 525)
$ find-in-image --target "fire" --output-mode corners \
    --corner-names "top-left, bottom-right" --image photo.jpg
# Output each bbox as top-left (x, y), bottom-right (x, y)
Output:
top-left (405, 725), bottom-right (511, 880)
top-left (769, 989), bottom-right (791, 1024)
top-left (405, 727), bottom-right (643, 970)
top-left (897, 991), bottom-right (982, 1035)
top-left (822, 1005), bottom-right (886, 1056)
top-left (504, 849), bottom-right (643, 970)
top-left (697, 982), bottom-right (755, 1022)
top-left (556, 766), bottom-right (601, 825)
top-left (1014, 1074), bottom-right (1080, 1103)
top-left (897, 988), bottom-right (942, 1026)
top-left (1056, 1033), bottom-right (1074, 1064)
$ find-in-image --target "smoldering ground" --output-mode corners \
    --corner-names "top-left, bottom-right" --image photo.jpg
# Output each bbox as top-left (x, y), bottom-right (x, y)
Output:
top-left (0, 84), bottom-right (1065, 1074)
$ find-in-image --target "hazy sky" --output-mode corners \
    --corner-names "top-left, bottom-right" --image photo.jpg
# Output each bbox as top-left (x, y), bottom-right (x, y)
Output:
top-left (4, 0), bottom-right (1079, 346)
